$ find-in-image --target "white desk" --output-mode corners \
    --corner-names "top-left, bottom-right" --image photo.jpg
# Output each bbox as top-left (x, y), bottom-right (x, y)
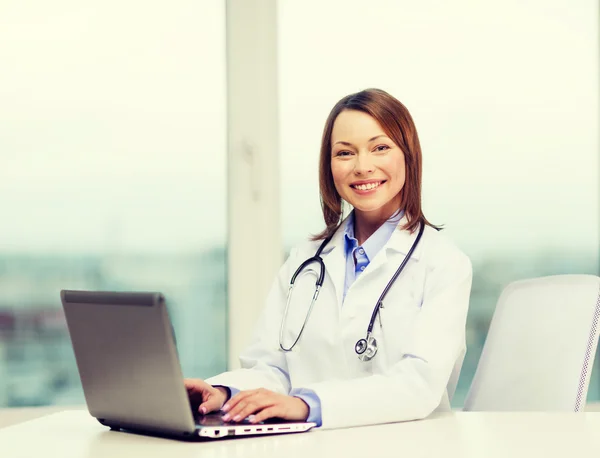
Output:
top-left (1, 410), bottom-right (599, 458)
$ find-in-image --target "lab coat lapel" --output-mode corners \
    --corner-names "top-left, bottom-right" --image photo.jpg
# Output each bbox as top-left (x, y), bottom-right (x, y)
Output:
top-left (319, 223), bottom-right (347, 310)
top-left (384, 215), bottom-right (425, 260)
top-left (357, 215), bottom-right (424, 281)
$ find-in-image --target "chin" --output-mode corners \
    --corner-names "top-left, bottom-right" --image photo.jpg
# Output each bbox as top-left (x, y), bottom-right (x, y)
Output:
top-left (351, 203), bottom-right (387, 213)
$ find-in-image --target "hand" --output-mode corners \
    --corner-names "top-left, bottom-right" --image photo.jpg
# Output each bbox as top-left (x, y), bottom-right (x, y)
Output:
top-left (221, 388), bottom-right (309, 424)
top-left (184, 378), bottom-right (229, 415)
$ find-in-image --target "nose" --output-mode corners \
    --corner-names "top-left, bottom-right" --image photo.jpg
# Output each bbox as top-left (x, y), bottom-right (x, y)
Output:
top-left (354, 152), bottom-right (375, 175)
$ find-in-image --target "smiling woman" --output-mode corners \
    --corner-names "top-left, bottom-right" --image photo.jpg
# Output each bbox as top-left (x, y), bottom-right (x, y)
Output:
top-left (186, 88), bottom-right (473, 430)
top-left (278, 0), bottom-right (600, 410)
top-left (315, 88), bottom-right (440, 245)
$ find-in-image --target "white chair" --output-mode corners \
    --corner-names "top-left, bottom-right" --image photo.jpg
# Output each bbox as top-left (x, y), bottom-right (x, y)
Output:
top-left (464, 274), bottom-right (600, 411)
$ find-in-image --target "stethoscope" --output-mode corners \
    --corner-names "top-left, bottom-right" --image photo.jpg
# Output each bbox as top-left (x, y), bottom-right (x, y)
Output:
top-left (279, 221), bottom-right (425, 361)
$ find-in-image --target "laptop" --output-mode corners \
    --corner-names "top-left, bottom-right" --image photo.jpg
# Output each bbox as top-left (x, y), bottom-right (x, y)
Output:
top-left (60, 290), bottom-right (316, 440)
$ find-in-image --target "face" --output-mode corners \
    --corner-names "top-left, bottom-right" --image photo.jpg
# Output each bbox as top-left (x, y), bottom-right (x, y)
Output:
top-left (330, 109), bottom-right (406, 221)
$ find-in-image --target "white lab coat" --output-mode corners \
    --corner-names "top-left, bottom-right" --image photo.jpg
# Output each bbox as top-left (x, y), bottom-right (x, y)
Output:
top-left (207, 215), bottom-right (472, 429)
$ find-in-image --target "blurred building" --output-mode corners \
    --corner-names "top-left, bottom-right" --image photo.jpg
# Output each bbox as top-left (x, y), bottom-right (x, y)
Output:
top-left (0, 250), bottom-right (227, 407)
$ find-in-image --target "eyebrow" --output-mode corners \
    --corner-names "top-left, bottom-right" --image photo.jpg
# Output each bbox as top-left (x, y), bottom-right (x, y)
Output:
top-left (333, 135), bottom-right (389, 147)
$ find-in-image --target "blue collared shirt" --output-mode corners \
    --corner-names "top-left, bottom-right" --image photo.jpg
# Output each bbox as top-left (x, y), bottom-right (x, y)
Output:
top-left (343, 210), bottom-right (403, 301)
top-left (223, 210), bottom-right (403, 427)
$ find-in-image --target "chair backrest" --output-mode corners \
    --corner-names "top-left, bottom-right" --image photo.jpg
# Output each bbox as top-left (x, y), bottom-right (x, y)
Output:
top-left (464, 274), bottom-right (600, 411)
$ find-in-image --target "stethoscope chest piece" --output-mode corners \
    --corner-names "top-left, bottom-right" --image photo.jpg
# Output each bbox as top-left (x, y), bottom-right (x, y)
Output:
top-left (355, 335), bottom-right (378, 361)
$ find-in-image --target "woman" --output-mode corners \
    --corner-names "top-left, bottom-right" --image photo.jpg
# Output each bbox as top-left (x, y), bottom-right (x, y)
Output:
top-left (185, 88), bottom-right (472, 429)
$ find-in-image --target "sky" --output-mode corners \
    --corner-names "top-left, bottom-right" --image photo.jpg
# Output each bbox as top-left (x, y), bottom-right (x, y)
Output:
top-left (0, 0), bottom-right (598, 261)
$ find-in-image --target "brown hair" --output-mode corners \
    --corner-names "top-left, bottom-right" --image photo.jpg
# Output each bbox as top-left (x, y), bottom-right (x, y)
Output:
top-left (313, 88), bottom-right (440, 241)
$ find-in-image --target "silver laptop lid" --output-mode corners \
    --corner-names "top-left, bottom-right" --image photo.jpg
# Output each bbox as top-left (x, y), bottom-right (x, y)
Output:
top-left (61, 290), bottom-right (196, 436)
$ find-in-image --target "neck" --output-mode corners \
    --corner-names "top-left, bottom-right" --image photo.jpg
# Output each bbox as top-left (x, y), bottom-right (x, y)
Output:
top-left (353, 207), bottom-right (401, 245)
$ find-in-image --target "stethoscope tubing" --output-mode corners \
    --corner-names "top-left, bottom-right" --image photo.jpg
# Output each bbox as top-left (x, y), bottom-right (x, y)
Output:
top-left (366, 222), bottom-right (424, 334)
top-left (279, 221), bottom-right (424, 355)
top-left (278, 235), bottom-right (332, 352)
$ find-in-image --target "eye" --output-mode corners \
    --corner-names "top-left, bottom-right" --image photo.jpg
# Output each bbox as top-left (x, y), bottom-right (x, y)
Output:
top-left (374, 145), bottom-right (390, 152)
top-left (334, 150), bottom-right (353, 157)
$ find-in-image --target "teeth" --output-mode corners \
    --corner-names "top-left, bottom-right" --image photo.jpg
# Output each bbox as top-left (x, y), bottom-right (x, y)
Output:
top-left (355, 182), bottom-right (381, 191)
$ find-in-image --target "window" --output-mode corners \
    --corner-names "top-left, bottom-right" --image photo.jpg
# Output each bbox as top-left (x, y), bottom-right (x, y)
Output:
top-left (0, 1), bottom-right (227, 406)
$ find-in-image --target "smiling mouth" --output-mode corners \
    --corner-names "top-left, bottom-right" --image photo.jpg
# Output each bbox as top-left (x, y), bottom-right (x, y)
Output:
top-left (350, 181), bottom-right (386, 191)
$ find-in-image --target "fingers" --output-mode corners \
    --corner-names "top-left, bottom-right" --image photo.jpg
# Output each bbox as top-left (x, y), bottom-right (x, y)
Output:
top-left (223, 389), bottom-right (255, 411)
top-left (184, 379), bottom-right (207, 407)
top-left (199, 395), bottom-right (222, 415)
top-left (223, 390), bottom-right (274, 422)
top-left (220, 390), bottom-right (307, 423)
top-left (184, 379), bottom-right (228, 414)
top-left (250, 406), bottom-right (280, 424)
top-left (184, 378), bottom-right (206, 393)
top-left (198, 386), bottom-right (228, 414)
top-left (222, 391), bottom-right (258, 421)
